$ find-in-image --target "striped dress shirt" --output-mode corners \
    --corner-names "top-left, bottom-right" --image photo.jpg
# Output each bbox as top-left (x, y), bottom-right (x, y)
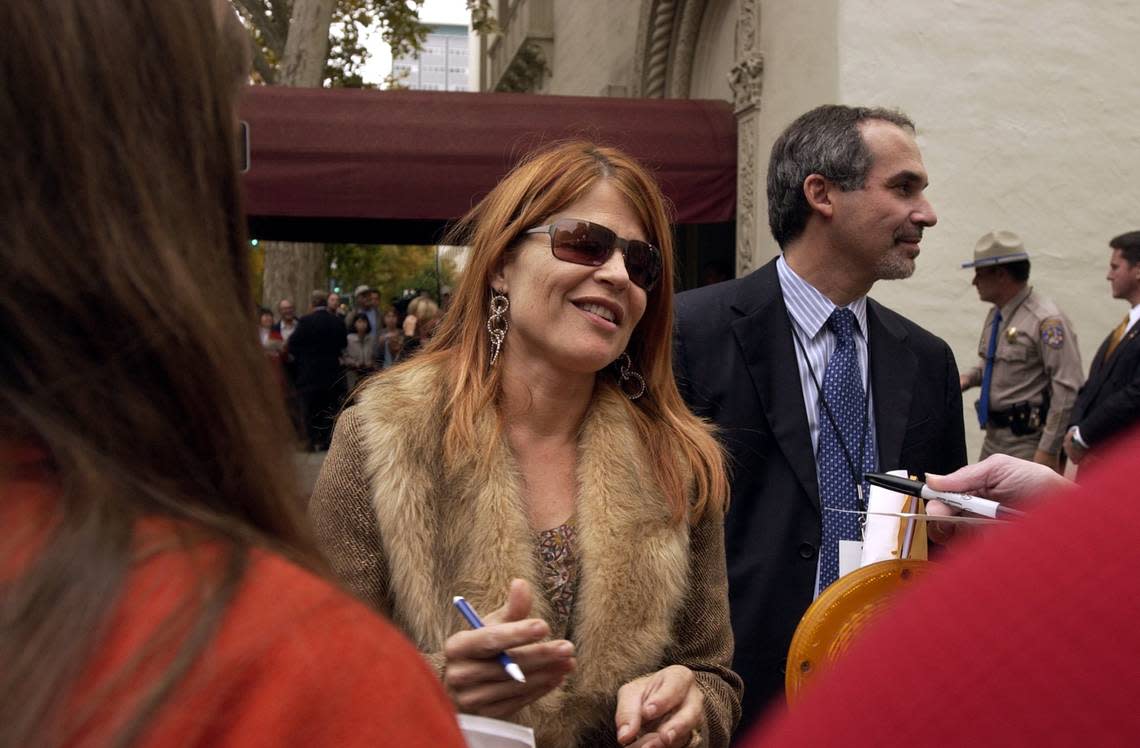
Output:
top-left (776, 255), bottom-right (878, 596)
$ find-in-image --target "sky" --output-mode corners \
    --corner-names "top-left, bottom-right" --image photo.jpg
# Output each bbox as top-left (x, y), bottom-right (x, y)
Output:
top-left (359, 0), bottom-right (470, 86)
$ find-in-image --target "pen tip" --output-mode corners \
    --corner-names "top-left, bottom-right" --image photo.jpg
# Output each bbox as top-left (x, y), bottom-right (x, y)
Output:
top-left (505, 663), bottom-right (526, 683)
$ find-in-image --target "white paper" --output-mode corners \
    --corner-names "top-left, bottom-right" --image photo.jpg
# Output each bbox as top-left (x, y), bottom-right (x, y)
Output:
top-left (861, 468), bottom-right (910, 567)
top-left (458, 714), bottom-right (536, 748)
top-left (838, 539), bottom-right (863, 578)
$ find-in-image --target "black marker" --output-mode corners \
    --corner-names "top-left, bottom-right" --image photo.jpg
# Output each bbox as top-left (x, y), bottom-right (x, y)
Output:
top-left (864, 472), bottom-right (1027, 520)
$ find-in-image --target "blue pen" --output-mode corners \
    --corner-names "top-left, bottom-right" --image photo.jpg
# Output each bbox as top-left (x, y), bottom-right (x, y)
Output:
top-left (452, 596), bottom-right (527, 683)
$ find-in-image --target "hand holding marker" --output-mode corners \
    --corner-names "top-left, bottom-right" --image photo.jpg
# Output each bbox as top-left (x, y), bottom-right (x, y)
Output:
top-left (864, 472), bottom-right (1027, 519)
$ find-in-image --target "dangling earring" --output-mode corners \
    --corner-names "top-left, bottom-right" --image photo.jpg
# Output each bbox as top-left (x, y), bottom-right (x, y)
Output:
top-left (487, 290), bottom-right (509, 367)
top-left (617, 352), bottom-right (646, 400)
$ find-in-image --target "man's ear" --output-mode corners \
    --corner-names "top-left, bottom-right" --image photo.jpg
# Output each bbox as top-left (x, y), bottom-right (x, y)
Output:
top-left (803, 174), bottom-right (835, 219)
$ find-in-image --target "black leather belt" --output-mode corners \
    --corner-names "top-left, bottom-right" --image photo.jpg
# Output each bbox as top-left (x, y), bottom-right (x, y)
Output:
top-left (988, 402), bottom-right (1047, 434)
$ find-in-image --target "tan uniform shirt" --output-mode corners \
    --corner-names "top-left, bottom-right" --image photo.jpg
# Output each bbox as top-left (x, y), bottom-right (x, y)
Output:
top-left (964, 286), bottom-right (1084, 453)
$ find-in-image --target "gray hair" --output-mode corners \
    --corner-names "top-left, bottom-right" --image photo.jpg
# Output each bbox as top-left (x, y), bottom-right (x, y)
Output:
top-left (767, 105), bottom-right (914, 248)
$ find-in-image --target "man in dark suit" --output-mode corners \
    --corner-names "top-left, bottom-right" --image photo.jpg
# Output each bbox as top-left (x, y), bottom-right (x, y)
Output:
top-left (674, 105), bottom-right (967, 733)
top-left (1064, 231), bottom-right (1140, 470)
top-left (286, 290), bottom-right (348, 451)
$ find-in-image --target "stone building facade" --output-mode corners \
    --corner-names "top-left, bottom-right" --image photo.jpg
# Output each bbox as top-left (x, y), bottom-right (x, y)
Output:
top-left (477, 0), bottom-right (1140, 459)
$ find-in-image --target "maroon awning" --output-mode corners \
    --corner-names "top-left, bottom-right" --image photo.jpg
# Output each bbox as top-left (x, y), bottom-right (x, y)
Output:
top-left (239, 87), bottom-right (736, 230)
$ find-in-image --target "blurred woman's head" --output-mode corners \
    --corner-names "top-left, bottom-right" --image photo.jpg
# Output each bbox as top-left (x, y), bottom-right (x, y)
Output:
top-left (1, 0), bottom-right (278, 489)
top-left (259, 308), bottom-right (275, 329)
top-left (353, 314), bottom-right (372, 337)
top-left (1, 1), bottom-right (309, 741)
top-left (382, 306), bottom-right (400, 330)
top-left (413, 299), bottom-right (440, 333)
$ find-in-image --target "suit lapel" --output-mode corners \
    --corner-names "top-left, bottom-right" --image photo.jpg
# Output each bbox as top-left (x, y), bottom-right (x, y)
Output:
top-left (867, 301), bottom-right (916, 471)
top-left (1100, 325), bottom-right (1140, 380)
top-left (730, 260), bottom-right (819, 508)
top-left (1084, 324), bottom-right (1139, 404)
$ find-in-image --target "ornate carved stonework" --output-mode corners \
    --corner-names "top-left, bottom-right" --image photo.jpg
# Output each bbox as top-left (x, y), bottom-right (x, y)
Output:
top-left (728, 55), bottom-right (764, 114)
top-left (736, 116), bottom-right (759, 276)
top-left (634, 0), bottom-right (707, 99)
top-left (630, 0), bottom-right (768, 277)
top-left (635, 0), bottom-right (676, 98)
top-left (668, 0), bottom-right (708, 98)
top-left (733, 0), bottom-right (763, 277)
top-left (737, 0), bottom-right (759, 55)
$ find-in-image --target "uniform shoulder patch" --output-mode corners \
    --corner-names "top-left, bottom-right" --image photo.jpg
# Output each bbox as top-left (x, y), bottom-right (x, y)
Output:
top-left (1040, 317), bottom-right (1066, 349)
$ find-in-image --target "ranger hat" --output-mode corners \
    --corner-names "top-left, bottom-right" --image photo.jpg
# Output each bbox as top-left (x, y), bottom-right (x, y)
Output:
top-left (961, 230), bottom-right (1031, 268)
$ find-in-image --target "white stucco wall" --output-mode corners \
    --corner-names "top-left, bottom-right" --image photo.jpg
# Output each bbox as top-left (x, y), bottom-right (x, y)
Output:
top-left (835, 0), bottom-right (1140, 459)
top-left (488, 0), bottom-right (1140, 461)
top-left (743, 0), bottom-right (840, 272)
top-left (753, 0), bottom-right (841, 176)
top-left (548, 1), bottom-right (640, 96)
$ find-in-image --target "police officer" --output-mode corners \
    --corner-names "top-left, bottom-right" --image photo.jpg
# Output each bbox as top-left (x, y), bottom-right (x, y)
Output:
top-left (960, 231), bottom-right (1084, 470)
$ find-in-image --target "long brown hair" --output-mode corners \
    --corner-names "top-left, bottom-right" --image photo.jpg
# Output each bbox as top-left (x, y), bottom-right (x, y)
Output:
top-left (0, 2), bottom-right (314, 745)
top-left (410, 141), bottom-right (727, 523)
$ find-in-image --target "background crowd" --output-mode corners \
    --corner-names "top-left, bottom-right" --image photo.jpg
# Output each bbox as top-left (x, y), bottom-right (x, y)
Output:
top-left (255, 285), bottom-right (446, 452)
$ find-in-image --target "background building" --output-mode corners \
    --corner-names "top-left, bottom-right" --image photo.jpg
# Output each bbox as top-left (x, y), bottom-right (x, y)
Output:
top-left (393, 23), bottom-right (471, 91)
top-left (477, 0), bottom-right (1140, 460)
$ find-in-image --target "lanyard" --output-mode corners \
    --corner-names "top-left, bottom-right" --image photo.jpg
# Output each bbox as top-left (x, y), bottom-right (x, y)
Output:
top-left (790, 317), bottom-right (872, 520)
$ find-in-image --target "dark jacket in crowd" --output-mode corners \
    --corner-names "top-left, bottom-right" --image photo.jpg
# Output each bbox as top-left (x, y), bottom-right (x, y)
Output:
top-left (288, 308), bottom-right (347, 392)
top-left (1070, 320), bottom-right (1140, 450)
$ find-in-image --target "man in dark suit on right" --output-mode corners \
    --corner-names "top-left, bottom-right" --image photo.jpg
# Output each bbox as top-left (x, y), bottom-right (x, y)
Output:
top-left (1064, 231), bottom-right (1140, 471)
top-left (674, 105), bottom-right (967, 735)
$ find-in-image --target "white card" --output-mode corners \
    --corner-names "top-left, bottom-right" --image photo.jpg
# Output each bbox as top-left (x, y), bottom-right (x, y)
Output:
top-left (839, 539), bottom-right (863, 578)
top-left (458, 715), bottom-right (536, 748)
top-left (861, 468), bottom-right (911, 567)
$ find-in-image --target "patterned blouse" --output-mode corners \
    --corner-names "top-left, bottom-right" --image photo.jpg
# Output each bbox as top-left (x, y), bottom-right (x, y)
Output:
top-left (534, 520), bottom-right (579, 635)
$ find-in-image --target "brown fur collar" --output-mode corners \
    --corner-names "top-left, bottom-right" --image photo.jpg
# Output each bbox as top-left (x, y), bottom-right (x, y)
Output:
top-left (355, 361), bottom-right (691, 746)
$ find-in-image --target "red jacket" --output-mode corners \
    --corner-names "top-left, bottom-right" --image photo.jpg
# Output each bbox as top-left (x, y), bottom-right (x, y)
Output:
top-left (743, 429), bottom-right (1140, 746)
top-left (2, 443), bottom-right (465, 747)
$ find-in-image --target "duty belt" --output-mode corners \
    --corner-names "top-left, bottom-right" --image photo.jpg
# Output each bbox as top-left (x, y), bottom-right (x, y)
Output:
top-left (988, 401), bottom-right (1048, 435)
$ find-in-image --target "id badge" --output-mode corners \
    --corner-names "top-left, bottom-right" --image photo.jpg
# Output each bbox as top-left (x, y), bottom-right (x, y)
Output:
top-left (838, 539), bottom-right (863, 579)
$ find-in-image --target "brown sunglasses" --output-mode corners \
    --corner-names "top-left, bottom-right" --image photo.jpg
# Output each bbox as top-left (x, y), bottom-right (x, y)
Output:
top-left (524, 219), bottom-right (662, 291)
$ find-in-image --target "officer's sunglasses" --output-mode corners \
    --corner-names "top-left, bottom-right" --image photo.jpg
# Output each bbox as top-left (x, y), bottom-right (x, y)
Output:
top-left (524, 219), bottom-right (662, 292)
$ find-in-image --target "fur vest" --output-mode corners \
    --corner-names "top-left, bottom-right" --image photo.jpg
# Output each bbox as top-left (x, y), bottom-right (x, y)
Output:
top-left (311, 360), bottom-right (740, 747)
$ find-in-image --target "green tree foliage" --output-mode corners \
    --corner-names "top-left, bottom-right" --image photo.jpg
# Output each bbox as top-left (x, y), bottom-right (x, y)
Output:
top-left (327, 244), bottom-right (456, 307)
top-left (232, 0), bottom-right (425, 87)
top-left (233, 0), bottom-right (494, 88)
top-left (232, 0), bottom-right (490, 305)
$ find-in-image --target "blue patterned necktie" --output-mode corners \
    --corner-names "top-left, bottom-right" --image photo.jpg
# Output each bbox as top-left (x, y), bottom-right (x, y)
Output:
top-left (818, 308), bottom-right (875, 590)
top-left (977, 309), bottom-right (1003, 428)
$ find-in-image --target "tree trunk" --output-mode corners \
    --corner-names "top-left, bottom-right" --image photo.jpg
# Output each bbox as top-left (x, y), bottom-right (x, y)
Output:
top-left (280, 0), bottom-right (336, 87)
top-left (261, 0), bottom-right (336, 310)
top-left (262, 241), bottom-right (327, 312)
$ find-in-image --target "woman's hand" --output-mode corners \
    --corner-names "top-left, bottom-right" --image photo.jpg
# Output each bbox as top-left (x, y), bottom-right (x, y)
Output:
top-left (614, 665), bottom-right (703, 747)
top-left (443, 579), bottom-right (575, 718)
